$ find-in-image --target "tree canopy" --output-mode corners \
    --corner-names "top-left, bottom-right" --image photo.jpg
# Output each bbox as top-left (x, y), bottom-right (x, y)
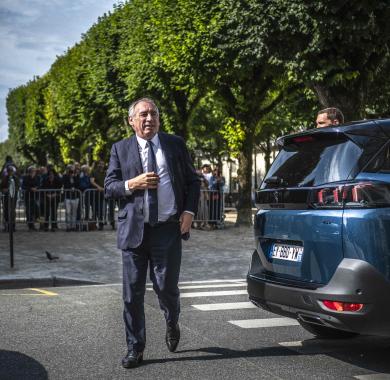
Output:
top-left (6, 0), bottom-right (390, 224)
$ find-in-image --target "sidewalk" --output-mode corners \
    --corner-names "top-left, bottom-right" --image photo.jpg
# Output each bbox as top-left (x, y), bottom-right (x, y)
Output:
top-left (0, 211), bottom-right (255, 287)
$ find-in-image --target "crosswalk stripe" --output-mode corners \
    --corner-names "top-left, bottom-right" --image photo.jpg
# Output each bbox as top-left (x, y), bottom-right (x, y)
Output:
top-left (229, 317), bottom-right (299, 328)
top-left (177, 279), bottom-right (245, 285)
top-left (180, 290), bottom-right (247, 298)
top-left (192, 302), bottom-right (256, 311)
top-left (179, 283), bottom-right (246, 290)
top-left (280, 336), bottom-right (390, 355)
top-left (146, 283), bottom-right (246, 291)
top-left (354, 375), bottom-right (390, 379)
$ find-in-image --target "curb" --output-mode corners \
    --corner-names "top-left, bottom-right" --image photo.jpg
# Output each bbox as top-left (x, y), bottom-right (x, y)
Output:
top-left (0, 276), bottom-right (103, 289)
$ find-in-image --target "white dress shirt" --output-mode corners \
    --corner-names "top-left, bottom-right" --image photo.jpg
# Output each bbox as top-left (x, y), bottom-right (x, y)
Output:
top-left (131, 134), bottom-right (177, 223)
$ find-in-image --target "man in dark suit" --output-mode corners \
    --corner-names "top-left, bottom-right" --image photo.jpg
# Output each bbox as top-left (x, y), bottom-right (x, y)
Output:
top-left (104, 98), bottom-right (200, 368)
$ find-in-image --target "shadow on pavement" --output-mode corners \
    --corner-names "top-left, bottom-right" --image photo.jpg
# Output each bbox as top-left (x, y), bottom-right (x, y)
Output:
top-left (144, 345), bottom-right (296, 364)
top-left (146, 336), bottom-right (390, 375)
top-left (0, 350), bottom-right (48, 380)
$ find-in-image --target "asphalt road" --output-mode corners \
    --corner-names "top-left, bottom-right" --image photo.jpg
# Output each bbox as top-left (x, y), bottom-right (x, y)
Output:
top-left (1, 281), bottom-right (390, 380)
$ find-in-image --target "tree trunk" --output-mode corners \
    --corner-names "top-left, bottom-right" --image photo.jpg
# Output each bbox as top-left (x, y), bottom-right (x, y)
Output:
top-left (312, 83), bottom-right (364, 121)
top-left (264, 137), bottom-right (272, 172)
top-left (235, 132), bottom-right (253, 226)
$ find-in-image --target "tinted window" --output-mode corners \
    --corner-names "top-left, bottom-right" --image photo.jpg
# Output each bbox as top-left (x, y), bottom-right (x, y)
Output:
top-left (364, 142), bottom-right (390, 173)
top-left (262, 138), bottom-right (362, 188)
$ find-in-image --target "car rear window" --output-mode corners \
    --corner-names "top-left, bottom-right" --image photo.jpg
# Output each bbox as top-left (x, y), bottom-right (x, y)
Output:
top-left (262, 136), bottom-right (362, 188)
top-left (363, 142), bottom-right (390, 173)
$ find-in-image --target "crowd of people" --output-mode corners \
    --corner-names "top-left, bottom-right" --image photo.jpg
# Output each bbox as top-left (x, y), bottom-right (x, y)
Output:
top-left (194, 163), bottom-right (226, 229)
top-left (0, 155), bottom-right (227, 233)
top-left (0, 156), bottom-right (115, 232)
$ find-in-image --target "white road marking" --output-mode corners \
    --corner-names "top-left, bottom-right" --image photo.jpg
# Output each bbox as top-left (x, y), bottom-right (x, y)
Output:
top-left (192, 302), bottom-right (256, 311)
top-left (279, 341), bottom-right (303, 348)
top-left (279, 339), bottom-right (347, 354)
top-left (279, 336), bottom-right (390, 355)
top-left (229, 318), bottom-right (299, 328)
top-left (354, 375), bottom-right (390, 379)
top-left (180, 290), bottom-right (248, 298)
top-left (147, 283), bottom-right (246, 290)
top-left (177, 279), bottom-right (245, 284)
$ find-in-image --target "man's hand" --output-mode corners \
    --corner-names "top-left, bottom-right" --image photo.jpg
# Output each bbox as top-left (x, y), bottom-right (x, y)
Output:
top-left (179, 212), bottom-right (193, 234)
top-left (127, 172), bottom-right (160, 190)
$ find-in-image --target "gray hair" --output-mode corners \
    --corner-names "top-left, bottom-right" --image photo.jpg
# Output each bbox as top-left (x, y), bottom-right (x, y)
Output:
top-left (128, 97), bottom-right (159, 118)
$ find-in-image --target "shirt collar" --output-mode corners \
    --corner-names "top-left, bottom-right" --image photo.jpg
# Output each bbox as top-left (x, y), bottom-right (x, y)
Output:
top-left (136, 133), bottom-right (160, 150)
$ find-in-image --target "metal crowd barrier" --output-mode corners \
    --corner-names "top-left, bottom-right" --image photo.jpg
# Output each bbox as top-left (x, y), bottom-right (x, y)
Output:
top-left (193, 189), bottom-right (225, 228)
top-left (2, 189), bottom-right (115, 232)
top-left (1, 188), bottom-right (225, 231)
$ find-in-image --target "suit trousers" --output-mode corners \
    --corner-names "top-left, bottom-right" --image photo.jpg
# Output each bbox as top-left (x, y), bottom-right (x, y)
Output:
top-left (122, 220), bottom-right (182, 352)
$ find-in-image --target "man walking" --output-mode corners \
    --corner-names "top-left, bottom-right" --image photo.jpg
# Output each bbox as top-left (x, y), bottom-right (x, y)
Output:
top-left (104, 97), bottom-right (200, 368)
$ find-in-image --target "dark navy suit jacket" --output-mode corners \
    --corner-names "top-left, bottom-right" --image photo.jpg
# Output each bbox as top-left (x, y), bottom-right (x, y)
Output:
top-left (104, 132), bottom-right (200, 249)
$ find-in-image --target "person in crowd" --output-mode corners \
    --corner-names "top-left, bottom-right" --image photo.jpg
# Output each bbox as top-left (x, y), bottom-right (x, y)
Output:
top-left (22, 166), bottom-right (40, 231)
top-left (74, 162), bottom-right (81, 174)
top-left (104, 97), bottom-right (200, 369)
top-left (210, 168), bottom-right (225, 227)
top-left (38, 166), bottom-right (48, 184)
top-left (1, 156), bottom-right (17, 176)
top-left (1, 165), bottom-right (19, 232)
top-left (316, 107), bottom-right (344, 128)
top-left (74, 163), bottom-right (82, 226)
top-left (79, 164), bottom-right (93, 229)
top-left (201, 164), bottom-right (213, 187)
top-left (193, 169), bottom-right (209, 229)
top-left (62, 164), bottom-right (81, 231)
top-left (90, 160), bottom-right (106, 230)
top-left (36, 166), bottom-right (48, 230)
top-left (202, 164), bottom-right (217, 224)
top-left (40, 168), bottom-right (62, 231)
top-left (106, 197), bottom-right (116, 230)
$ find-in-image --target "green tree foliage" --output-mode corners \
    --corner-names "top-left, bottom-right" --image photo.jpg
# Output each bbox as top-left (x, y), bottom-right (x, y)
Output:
top-left (7, 78), bottom-right (59, 165)
top-left (5, 0), bottom-right (390, 225)
top-left (117, 0), bottom-right (220, 140)
top-left (277, 1), bottom-right (390, 119)
top-left (207, 0), bottom-right (304, 224)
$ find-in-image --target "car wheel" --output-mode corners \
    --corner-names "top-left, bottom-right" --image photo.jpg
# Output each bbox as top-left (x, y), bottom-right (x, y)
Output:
top-left (298, 320), bottom-right (359, 339)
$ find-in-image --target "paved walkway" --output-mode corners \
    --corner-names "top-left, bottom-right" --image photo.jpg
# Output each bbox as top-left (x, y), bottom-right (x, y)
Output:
top-left (0, 212), bottom-right (255, 286)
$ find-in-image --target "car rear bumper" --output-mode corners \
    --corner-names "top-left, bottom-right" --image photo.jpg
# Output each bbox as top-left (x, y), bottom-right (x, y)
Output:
top-left (247, 251), bottom-right (390, 336)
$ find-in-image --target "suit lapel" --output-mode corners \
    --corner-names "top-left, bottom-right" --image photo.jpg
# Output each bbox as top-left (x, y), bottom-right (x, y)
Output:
top-left (127, 135), bottom-right (143, 175)
top-left (158, 132), bottom-right (175, 184)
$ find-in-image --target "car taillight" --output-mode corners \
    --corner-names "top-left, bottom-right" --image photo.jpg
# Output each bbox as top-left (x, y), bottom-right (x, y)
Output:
top-left (343, 182), bottom-right (390, 208)
top-left (310, 186), bottom-right (343, 209)
top-left (310, 182), bottom-right (390, 209)
top-left (321, 300), bottom-right (364, 312)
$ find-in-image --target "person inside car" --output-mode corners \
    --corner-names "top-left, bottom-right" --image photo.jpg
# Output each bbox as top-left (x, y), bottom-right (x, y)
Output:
top-left (316, 107), bottom-right (344, 128)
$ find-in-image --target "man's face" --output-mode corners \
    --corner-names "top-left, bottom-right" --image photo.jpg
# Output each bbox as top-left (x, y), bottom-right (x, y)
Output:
top-left (97, 161), bottom-right (105, 170)
top-left (316, 113), bottom-right (339, 128)
top-left (129, 101), bottom-right (160, 140)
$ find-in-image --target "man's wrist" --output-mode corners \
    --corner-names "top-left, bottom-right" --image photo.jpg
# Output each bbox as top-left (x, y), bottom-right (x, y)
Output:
top-left (125, 180), bottom-right (134, 194)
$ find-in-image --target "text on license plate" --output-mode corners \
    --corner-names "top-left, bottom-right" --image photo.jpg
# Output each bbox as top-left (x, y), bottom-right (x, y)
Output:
top-left (271, 244), bottom-right (303, 262)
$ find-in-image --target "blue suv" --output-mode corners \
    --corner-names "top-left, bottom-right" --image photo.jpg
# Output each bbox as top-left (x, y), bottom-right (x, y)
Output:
top-left (247, 119), bottom-right (390, 338)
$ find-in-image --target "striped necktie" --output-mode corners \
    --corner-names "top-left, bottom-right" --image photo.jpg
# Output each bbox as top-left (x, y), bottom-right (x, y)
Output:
top-left (146, 141), bottom-right (158, 225)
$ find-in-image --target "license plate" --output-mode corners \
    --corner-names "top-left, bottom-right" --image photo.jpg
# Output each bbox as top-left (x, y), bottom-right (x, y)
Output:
top-left (271, 243), bottom-right (303, 262)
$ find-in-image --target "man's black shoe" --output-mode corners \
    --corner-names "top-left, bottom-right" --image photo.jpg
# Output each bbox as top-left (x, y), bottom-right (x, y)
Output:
top-left (165, 323), bottom-right (180, 352)
top-left (122, 350), bottom-right (143, 368)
